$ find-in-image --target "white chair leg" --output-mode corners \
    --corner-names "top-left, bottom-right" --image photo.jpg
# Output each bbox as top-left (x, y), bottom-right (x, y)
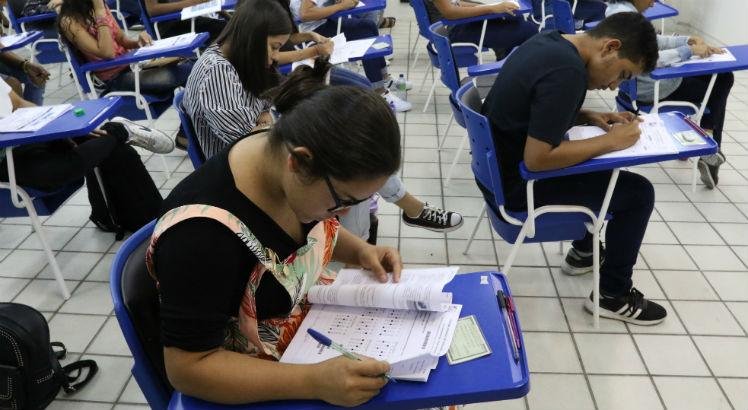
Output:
top-left (418, 67), bottom-right (431, 92)
top-left (438, 113), bottom-right (454, 149)
top-left (558, 241), bottom-right (564, 254)
top-left (159, 154), bottom-right (171, 180)
top-left (57, 63), bottom-right (64, 87)
top-left (444, 134), bottom-right (467, 188)
top-left (592, 231), bottom-right (601, 328)
top-left (18, 189), bottom-right (71, 300)
top-left (502, 222), bottom-right (530, 276)
top-left (409, 36), bottom-right (420, 69)
top-left (691, 157), bottom-right (699, 193)
top-left (422, 78), bottom-right (437, 113)
top-left (463, 204), bottom-right (486, 255)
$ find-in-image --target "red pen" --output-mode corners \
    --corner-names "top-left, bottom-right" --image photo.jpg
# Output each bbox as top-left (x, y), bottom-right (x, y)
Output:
top-left (502, 292), bottom-right (522, 351)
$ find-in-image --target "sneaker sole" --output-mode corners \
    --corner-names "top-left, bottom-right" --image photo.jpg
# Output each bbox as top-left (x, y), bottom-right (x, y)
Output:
top-left (698, 161), bottom-right (715, 189)
top-left (560, 261), bottom-right (593, 276)
top-left (583, 298), bottom-right (665, 326)
top-left (402, 218), bottom-right (464, 233)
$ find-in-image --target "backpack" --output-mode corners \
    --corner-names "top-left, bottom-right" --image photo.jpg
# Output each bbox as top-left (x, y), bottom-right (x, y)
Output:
top-left (20, 0), bottom-right (50, 16)
top-left (86, 140), bottom-right (163, 241)
top-left (0, 303), bottom-right (98, 410)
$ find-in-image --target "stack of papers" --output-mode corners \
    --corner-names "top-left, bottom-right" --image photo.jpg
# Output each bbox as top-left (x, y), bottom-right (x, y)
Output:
top-left (671, 48), bottom-right (736, 67)
top-left (0, 33), bottom-right (28, 48)
top-left (133, 33), bottom-right (199, 55)
top-left (328, 33), bottom-right (377, 65)
top-left (281, 267), bottom-right (463, 382)
top-left (567, 113), bottom-right (679, 159)
top-left (0, 104), bottom-right (73, 133)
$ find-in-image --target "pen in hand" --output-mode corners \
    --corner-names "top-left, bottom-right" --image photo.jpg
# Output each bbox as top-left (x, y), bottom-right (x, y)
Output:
top-left (307, 328), bottom-right (395, 382)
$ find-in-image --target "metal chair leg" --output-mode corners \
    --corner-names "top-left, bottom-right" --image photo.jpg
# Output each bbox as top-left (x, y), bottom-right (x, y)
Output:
top-left (463, 204), bottom-right (486, 255)
top-left (422, 77), bottom-right (437, 113)
top-left (444, 134), bottom-right (467, 188)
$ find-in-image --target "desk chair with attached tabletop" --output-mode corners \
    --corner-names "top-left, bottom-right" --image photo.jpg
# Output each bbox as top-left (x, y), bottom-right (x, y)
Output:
top-left (173, 89), bottom-right (205, 169)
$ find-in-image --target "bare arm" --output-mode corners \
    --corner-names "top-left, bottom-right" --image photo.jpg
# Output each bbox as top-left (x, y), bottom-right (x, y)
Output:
top-left (523, 120), bottom-right (642, 171)
top-left (164, 342), bottom-right (389, 406)
top-left (59, 8), bottom-right (119, 59)
top-left (433, 0), bottom-right (517, 19)
top-left (298, 0), bottom-right (355, 22)
top-left (145, 0), bottom-right (205, 16)
top-left (275, 46), bottom-right (322, 65)
top-left (332, 227), bottom-right (402, 282)
top-left (9, 88), bottom-right (36, 110)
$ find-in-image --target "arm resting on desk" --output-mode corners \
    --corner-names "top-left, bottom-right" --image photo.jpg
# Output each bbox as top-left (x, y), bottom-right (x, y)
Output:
top-left (434, 0), bottom-right (513, 20)
top-left (144, 0), bottom-right (204, 16)
top-left (164, 347), bottom-right (389, 406)
top-left (298, 0), bottom-right (354, 21)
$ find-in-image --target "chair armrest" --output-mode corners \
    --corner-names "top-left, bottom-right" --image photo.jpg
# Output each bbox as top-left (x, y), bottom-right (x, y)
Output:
top-left (17, 13), bottom-right (58, 25)
top-left (467, 60), bottom-right (505, 77)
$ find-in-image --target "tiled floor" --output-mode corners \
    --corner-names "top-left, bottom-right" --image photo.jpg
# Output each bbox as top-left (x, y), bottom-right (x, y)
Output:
top-left (2, 3), bottom-right (748, 410)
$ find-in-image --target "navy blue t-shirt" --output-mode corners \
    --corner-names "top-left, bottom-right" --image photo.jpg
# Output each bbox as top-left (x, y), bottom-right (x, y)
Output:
top-left (481, 30), bottom-right (587, 209)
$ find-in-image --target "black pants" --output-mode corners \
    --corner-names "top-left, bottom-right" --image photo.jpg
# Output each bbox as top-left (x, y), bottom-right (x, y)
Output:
top-left (485, 170), bottom-right (654, 296)
top-left (0, 123), bottom-right (130, 190)
top-left (657, 73), bottom-right (734, 146)
top-left (158, 17), bottom-right (226, 44)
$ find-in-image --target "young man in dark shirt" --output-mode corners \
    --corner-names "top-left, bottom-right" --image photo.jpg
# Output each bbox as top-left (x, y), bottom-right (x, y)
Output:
top-left (481, 12), bottom-right (664, 325)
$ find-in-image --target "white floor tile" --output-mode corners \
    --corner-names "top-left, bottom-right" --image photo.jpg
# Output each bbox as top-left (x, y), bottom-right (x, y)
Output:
top-left (693, 336), bottom-right (748, 377)
top-left (654, 377), bottom-right (732, 410)
top-left (640, 244), bottom-right (698, 270)
top-left (694, 202), bottom-right (748, 223)
top-left (0, 277), bottom-right (29, 301)
top-left (0, 249), bottom-right (47, 278)
top-left (36, 251), bottom-right (102, 281)
top-left (505, 267), bottom-right (558, 297)
top-left (588, 375), bottom-right (663, 410)
top-left (0, 224), bottom-right (32, 248)
top-left (574, 333), bottom-right (647, 375)
top-left (448, 239), bottom-right (498, 266)
top-left (63, 228), bottom-right (116, 253)
top-left (13, 279), bottom-right (77, 312)
top-left (672, 301), bottom-right (744, 335)
top-left (119, 376), bottom-right (148, 404)
top-left (59, 282), bottom-right (114, 315)
top-left (561, 298), bottom-right (627, 333)
top-left (727, 302), bottom-right (748, 330)
top-left (72, 355), bottom-right (133, 402)
top-left (634, 334), bottom-right (710, 376)
top-left (513, 297), bottom-right (568, 332)
top-left (87, 316), bottom-right (132, 356)
top-left (704, 271), bottom-right (748, 301)
top-left (712, 223), bottom-right (748, 245)
top-left (47, 401), bottom-right (112, 410)
top-left (494, 242), bottom-right (547, 267)
top-left (526, 374), bottom-right (594, 410)
top-left (86, 254), bottom-right (116, 282)
top-left (642, 222), bottom-right (678, 244)
top-left (627, 300), bottom-right (688, 335)
top-left (48, 313), bottom-right (107, 353)
top-left (18, 226), bottom-right (81, 251)
top-left (523, 332), bottom-right (581, 373)
top-left (399, 238), bottom-right (447, 264)
top-left (653, 270), bottom-right (719, 300)
top-left (685, 245), bottom-right (747, 271)
top-left (668, 222), bottom-right (725, 245)
top-left (718, 378), bottom-right (748, 410)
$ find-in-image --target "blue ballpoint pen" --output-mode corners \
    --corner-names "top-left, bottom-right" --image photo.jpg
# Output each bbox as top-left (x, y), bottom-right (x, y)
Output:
top-left (307, 328), bottom-right (394, 382)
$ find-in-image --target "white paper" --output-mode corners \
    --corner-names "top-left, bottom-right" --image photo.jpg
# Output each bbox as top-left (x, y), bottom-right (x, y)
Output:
top-left (329, 33), bottom-right (376, 65)
top-left (280, 303), bottom-right (462, 381)
top-left (307, 267), bottom-right (458, 312)
top-left (0, 104), bottom-right (73, 133)
top-left (567, 113), bottom-right (679, 159)
top-left (134, 33), bottom-right (199, 55)
top-left (671, 48), bottom-right (736, 67)
top-left (181, 0), bottom-right (221, 20)
top-left (0, 33), bottom-right (28, 48)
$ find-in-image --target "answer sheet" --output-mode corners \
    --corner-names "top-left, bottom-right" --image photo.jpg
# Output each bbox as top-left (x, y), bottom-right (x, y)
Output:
top-left (133, 33), bottom-right (199, 55)
top-left (567, 113), bottom-right (679, 159)
top-left (181, 0), bottom-right (221, 20)
top-left (280, 303), bottom-right (462, 381)
top-left (0, 104), bottom-right (72, 133)
top-left (307, 267), bottom-right (458, 312)
top-left (671, 48), bottom-right (736, 67)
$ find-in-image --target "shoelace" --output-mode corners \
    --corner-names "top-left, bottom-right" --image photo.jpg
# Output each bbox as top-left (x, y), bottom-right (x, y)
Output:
top-left (421, 205), bottom-right (449, 226)
top-left (623, 287), bottom-right (646, 317)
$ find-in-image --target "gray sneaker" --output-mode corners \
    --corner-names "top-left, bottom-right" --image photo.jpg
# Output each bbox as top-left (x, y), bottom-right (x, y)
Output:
top-left (697, 152), bottom-right (726, 189)
top-left (110, 116), bottom-right (175, 154)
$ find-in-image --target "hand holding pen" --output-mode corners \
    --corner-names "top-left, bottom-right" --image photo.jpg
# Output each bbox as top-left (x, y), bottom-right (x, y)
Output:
top-left (308, 328), bottom-right (392, 407)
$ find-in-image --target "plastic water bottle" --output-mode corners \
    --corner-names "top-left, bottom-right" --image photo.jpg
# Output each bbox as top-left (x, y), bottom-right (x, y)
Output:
top-left (394, 74), bottom-right (407, 94)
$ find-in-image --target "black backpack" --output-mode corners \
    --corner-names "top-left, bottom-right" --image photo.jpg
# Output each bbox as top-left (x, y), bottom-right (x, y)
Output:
top-left (0, 303), bottom-right (98, 410)
top-left (20, 0), bottom-right (50, 16)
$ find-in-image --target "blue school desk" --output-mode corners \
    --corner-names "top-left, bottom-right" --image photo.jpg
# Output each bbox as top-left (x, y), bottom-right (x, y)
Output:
top-left (150, 0), bottom-right (238, 26)
top-left (326, 0), bottom-right (387, 35)
top-left (648, 44), bottom-right (748, 128)
top-left (0, 31), bottom-right (43, 53)
top-left (0, 97), bottom-right (123, 148)
top-left (168, 271), bottom-right (530, 410)
top-left (583, 0), bottom-right (678, 29)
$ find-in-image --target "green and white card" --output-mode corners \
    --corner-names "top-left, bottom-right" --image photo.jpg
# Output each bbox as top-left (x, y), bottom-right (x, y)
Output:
top-left (447, 315), bottom-right (491, 365)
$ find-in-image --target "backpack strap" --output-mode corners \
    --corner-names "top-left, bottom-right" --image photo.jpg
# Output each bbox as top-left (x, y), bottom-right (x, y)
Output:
top-left (60, 360), bottom-right (98, 394)
top-left (50, 342), bottom-right (67, 360)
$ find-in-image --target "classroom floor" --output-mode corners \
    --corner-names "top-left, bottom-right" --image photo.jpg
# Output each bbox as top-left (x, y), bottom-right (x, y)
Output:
top-left (2, 2), bottom-right (748, 410)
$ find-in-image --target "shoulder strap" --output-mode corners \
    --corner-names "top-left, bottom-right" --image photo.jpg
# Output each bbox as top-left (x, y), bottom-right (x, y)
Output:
top-left (60, 360), bottom-right (98, 394)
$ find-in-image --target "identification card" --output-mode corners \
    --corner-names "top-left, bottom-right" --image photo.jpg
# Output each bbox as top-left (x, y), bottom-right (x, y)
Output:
top-left (447, 315), bottom-right (491, 365)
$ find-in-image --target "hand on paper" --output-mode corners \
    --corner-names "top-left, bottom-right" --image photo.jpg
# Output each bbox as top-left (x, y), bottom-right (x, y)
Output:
top-left (357, 244), bottom-right (402, 283)
top-left (490, 1), bottom-right (518, 15)
top-left (316, 40), bottom-right (334, 57)
top-left (137, 31), bottom-right (153, 47)
top-left (308, 32), bottom-right (329, 45)
top-left (337, 0), bottom-right (359, 10)
top-left (690, 43), bottom-right (725, 59)
top-left (586, 111), bottom-right (636, 131)
top-left (605, 119), bottom-right (642, 151)
top-left (313, 356), bottom-right (390, 407)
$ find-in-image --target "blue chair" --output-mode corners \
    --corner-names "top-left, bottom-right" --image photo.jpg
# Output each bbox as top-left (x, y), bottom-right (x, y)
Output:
top-left (615, 78), bottom-right (701, 116)
top-left (410, 0), bottom-right (485, 112)
top-left (549, 0), bottom-right (575, 34)
top-left (110, 220), bottom-right (172, 410)
top-left (5, 0), bottom-right (67, 65)
top-left (457, 82), bottom-right (608, 326)
top-left (173, 90), bottom-right (206, 169)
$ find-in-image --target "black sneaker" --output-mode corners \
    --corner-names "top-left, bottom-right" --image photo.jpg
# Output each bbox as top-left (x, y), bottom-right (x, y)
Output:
top-left (697, 152), bottom-right (726, 189)
top-left (584, 287), bottom-right (667, 325)
top-left (560, 246), bottom-right (605, 276)
top-left (402, 203), bottom-right (463, 233)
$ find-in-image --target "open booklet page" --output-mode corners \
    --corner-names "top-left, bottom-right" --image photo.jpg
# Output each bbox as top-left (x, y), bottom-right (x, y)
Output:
top-left (307, 266), bottom-right (458, 312)
top-left (280, 303), bottom-right (462, 381)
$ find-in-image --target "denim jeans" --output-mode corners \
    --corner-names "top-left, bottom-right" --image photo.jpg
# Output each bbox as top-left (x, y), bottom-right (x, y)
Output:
top-left (314, 18), bottom-right (386, 84)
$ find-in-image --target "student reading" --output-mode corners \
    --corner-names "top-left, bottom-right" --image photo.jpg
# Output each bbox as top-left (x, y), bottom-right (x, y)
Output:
top-left (149, 67), bottom-right (403, 405)
top-left (481, 12), bottom-right (666, 325)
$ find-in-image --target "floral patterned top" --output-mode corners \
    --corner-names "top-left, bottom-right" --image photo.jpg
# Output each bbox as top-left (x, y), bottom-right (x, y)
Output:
top-left (146, 204), bottom-right (339, 359)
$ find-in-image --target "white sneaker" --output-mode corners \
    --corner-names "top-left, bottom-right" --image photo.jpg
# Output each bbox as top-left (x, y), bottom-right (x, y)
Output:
top-left (383, 91), bottom-right (412, 112)
top-left (110, 117), bottom-right (175, 154)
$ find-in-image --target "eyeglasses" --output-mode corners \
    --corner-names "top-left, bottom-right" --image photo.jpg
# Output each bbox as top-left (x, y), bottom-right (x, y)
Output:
top-left (323, 175), bottom-right (368, 213)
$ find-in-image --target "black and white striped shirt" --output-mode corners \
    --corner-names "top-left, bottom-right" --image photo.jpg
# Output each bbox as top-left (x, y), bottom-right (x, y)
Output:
top-left (182, 45), bottom-right (270, 159)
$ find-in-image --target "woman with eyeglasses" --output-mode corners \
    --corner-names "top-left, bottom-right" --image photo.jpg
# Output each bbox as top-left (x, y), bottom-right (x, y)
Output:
top-left (147, 55), bottom-right (402, 405)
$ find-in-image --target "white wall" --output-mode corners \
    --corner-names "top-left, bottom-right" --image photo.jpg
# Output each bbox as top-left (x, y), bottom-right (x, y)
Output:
top-left (668, 0), bottom-right (748, 45)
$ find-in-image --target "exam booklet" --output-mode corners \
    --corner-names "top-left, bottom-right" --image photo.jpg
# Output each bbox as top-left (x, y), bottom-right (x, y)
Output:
top-left (280, 267), bottom-right (462, 382)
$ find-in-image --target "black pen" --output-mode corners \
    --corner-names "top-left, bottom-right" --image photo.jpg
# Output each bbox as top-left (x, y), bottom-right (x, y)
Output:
top-left (497, 290), bottom-right (519, 363)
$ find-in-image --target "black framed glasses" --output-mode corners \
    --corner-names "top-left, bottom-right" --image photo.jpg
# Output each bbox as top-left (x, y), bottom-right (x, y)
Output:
top-left (323, 175), bottom-right (368, 213)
